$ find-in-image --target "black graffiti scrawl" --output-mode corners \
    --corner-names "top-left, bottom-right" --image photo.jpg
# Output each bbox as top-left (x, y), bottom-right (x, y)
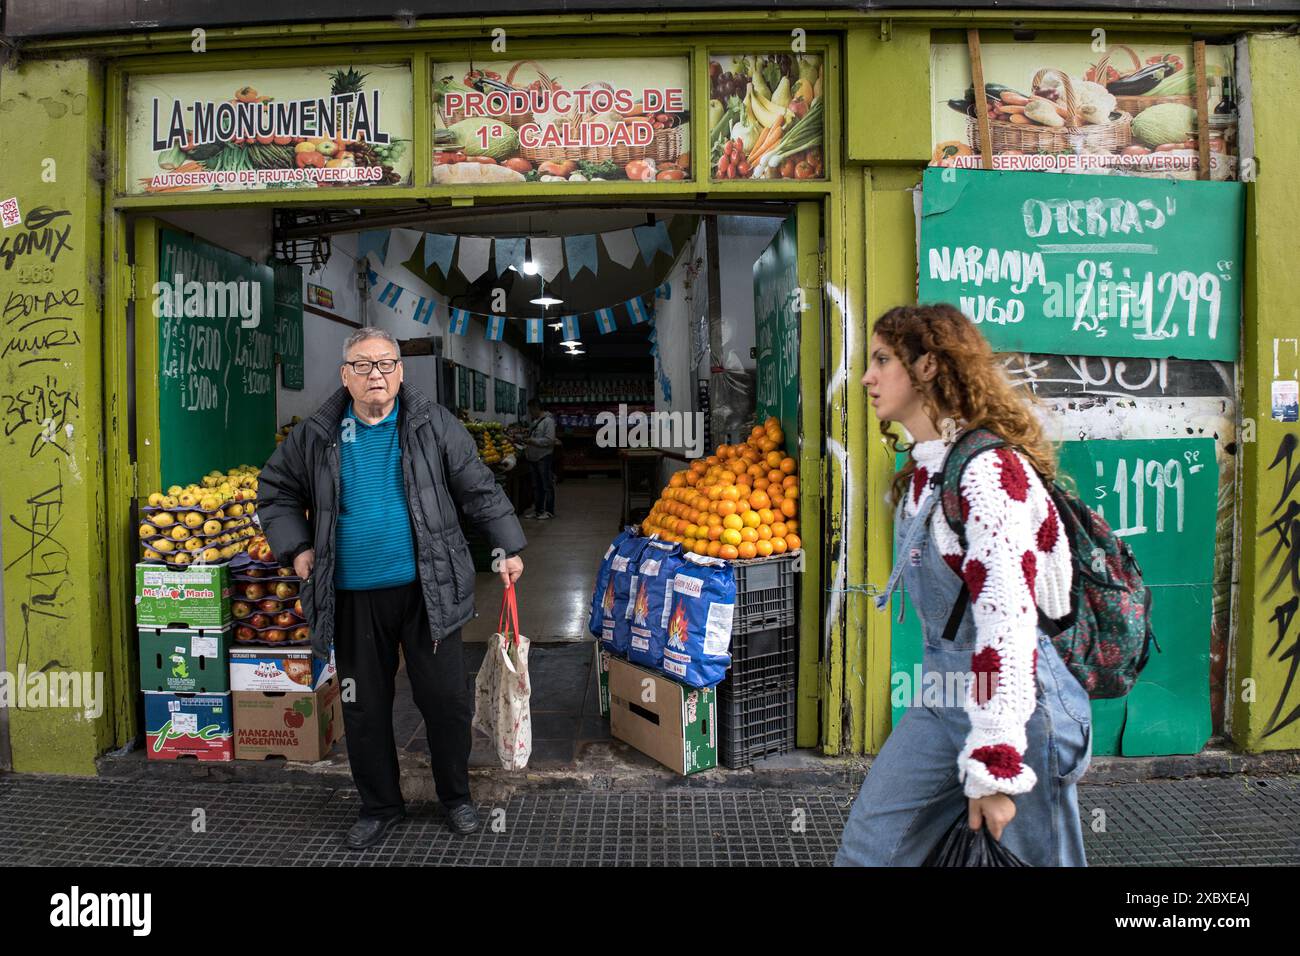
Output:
top-left (1259, 431), bottom-right (1300, 738)
top-left (0, 206), bottom-right (73, 271)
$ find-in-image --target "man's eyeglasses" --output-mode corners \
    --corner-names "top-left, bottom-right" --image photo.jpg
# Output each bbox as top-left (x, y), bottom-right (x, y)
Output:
top-left (343, 359), bottom-right (400, 375)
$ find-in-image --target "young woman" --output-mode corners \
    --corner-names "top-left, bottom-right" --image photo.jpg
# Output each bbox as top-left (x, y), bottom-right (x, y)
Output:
top-left (835, 303), bottom-right (1092, 867)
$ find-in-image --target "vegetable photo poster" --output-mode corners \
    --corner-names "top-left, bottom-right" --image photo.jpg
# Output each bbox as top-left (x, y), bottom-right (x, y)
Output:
top-left (709, 53), bottom-right (824, 181)
top-left (127, 64), bottom-right (414, 193)
top-left (930, 40), bottom-right (1238, 181)
top-left (432, 57), bottom-right (690, 185)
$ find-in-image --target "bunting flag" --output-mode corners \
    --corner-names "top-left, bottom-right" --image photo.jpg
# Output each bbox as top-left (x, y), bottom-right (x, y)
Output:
top-left (357, 230), bottom-right (391, 264)
top-left (565, 234), bottom-right (598, 279)
top-left (600, 229), bottom-right (641, 269)
top-left (449, 308), bottom-right (471, 336)
top-left (412, 297), bottom-right (437, 325)
top-left (457, 236), bottom-right (491, 283)
top-left (423, 233), bottom-right (457, 277)
top-left (531, 236), bottom-right (564, 282)
top-left (377, 282), bottom-right (403, 308)
top-left (386, 228), bottom-right (422, 270)
top-left (526, 319), bottom-right (544, 344)
top-left (633, 221), bottom-right (673, 264)
top-left (486, 314), bottom-right (506, 341)
top-left (595, 307), bottom-right (617, 335)
top-left (655, 281), bottom-right (672, 300)
top-left (561, 314), bottom-right (580, 342)
top-left (495, 237), bottom-right (525, 277)
top-left (626, 295), bottom-right (651, 325)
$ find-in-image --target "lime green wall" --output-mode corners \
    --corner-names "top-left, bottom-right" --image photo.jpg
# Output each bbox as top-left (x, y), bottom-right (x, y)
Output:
top-left (1232, 33), bottom-right (1300, 751)
top-left (0, 58), bottom-right (110, 773)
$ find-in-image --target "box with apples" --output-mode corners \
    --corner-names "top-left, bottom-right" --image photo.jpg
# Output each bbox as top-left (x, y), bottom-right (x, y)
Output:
top-left (229, 539), bottom-right (309, 646)
top-left (233, 677), bottom-right (342, 761)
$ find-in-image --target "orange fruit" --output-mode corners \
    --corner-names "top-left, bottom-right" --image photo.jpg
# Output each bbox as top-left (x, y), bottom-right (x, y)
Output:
top-left (781, 498), bottom-right (798, 518)
top-left (765, 451), bottom-right (784, 470)
top-left (783, 474), bottom-right (798, 489)
top-left (751, 425), bottom-right (766, 440)
top-left (707, 514), bottom-right (723, 527)
top-left (767, 469), bottom-right (784, 485)
top-left (784, 485), bottom-right (799, 500)
top-left (707, 540), bottom-right (723, 557)
top-left (684, 472), bottom-right (699, 486)
top-left (786, 533), bottom-right (802, 551)
top-left (786, 519), bottom-right (799, 534)
top-left (720, 544), bottom-right (739, 561)
top-left (771, 536), bottom-right (787, 554)
top-left (706, 455), bottom-right (719, 466)
top-left (707, 524), bottom-right (723, 541)
top-left (755, 539), bottom-right (774, 557)
top-left (758, 507), bottom-right (775, 525)
top-left (740, 527), bottom-right (758, 543)
top-left (670, 473), bottom-right (685, 487)
top-left (730, 460), bottom-right (748, 477)
top-left (738, 542), bottom-right (757, 560)
top-left (717, 499), bottom-right (737, 517)
top-left (749, 491), bottom-right (771, 511)
top-left (721, 528), bottom-right (742, 546)
top-left (745, 464), bottom-right (763, 479)
top-left (683, 537), bottom-right (697, 551)
top-left (723, 514), bottom-right (743, 531)
top-left (772, 522), bottom-right (788, 537)
top-left (757, 524), bottom-right (773, 541)
top-left (754, 477), bottom-right (770, 492)
top-left (741, 510), bottom-right (761, 529)
top-left (717, 444), bottom-right (731, 459)
top-left (780, 457), bottom-right (797, 474)
top-left (768, 427), bottom-right (785, 445)
top-left (684, 524), bottom-right (698, 539)
top-left (707, 485), bottom-right (723, 501)
top-left (757, 437), bottom-right (778, 453)
top-left (719, 485), bottom-right (739, 502)
top-left (693, 540), bottom-right (709, 556)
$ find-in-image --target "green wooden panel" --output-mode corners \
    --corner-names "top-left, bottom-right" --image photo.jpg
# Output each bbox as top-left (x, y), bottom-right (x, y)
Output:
top-left (844, 26), bottom-right (932, 164)
top-left (473, 370), bottom-right (487, 412)
top-left (890, 437), bottom-right (1217, 757)
top-left (157, 229), bottom-right (277, 487)
top-left (273, 259), bottom-right (304, 391)
top-left (494, 377), bottom-right (517, 418)
top-left (458, 365), bottom-right (471, 409)
top-left (918, 168), bottom-right (1245, 361)
top-left (753, 215), bottom-right (799, 443)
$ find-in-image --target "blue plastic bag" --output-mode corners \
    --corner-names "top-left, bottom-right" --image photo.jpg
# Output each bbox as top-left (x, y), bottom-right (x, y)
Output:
top-left (660, 553), bottom-right (735, 687)
top-left (626, 539), bottom-right (684, 671)
top-left (588, 527), bottom-right (639, 638)
top-left (598, 531), bottom-right (653, 656)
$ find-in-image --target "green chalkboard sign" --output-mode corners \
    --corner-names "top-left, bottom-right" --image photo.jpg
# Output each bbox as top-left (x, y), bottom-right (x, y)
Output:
top-left (919, 168), bottom-right (1244, 361)
top-left (157, 230), bottom-right (277, 488)
top-left (272, 259), bottom-right (304, 391)
top-left (890, 437), bottom-right (1217, 757)
top-left (494, 378), bottom-right (517, 418)
top-left (753, 216), bottom-right (800, 444)
top-left (518, 388), bottom-right (527, 418)
top-left (457, 365), bottom-right (470, 409)
top-left (473, 370), bottom-right (487, 412)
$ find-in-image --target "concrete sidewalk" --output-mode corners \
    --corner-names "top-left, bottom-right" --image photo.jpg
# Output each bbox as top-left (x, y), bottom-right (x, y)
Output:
top-left (2, 773), bottom-right (1296, 866)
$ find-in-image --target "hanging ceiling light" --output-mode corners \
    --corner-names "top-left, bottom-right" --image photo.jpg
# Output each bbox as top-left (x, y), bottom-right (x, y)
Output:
top-left (531, 294), bottom-right (563, 307)
top-left (522, 222), bottom-right (539, 274)
top-left (549, 322), bottom-right (563, 330)
top-left (560, 339), bottom-right (582, 348)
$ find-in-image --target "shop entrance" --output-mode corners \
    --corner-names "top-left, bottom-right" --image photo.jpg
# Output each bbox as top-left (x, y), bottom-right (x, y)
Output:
top-left (115, 198), bottom-right (823, 772)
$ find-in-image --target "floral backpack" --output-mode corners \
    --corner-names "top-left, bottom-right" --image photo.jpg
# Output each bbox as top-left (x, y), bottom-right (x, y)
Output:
top-left (938, 428), bottom-right (1159, 699)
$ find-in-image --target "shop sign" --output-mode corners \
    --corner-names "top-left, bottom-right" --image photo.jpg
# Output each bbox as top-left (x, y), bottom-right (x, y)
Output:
top-left (918, 167), bottom-right (1243, 361)
top-left (432, 57), bottom-right (689, 185)
top-left (930, 40), bottom-right (1239, 181)
top-left (709, 53), bottom-right (824, 181)
top-left (127, 64), bottom-right (414, 194)
top-left (306, 282), bottom-right (334, 309)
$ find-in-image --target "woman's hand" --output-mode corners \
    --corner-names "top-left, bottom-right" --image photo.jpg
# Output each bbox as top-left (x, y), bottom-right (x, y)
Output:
top-left (968, 793), bottom-right (1016, 840)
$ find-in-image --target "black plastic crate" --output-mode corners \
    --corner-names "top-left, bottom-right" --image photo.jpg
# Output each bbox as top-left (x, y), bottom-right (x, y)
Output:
top-left (718, 684), bottom-right (796, 769)
top-left (722, 624), bottom-right (797, 695)
top-left (731, 553), bottom-right (798, 633)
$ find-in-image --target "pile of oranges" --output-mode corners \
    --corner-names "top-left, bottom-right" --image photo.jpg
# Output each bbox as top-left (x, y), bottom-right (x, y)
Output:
top-left (642, 417), bottom-right (801, 561)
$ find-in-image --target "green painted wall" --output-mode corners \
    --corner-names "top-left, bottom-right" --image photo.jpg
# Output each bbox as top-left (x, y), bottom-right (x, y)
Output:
top-left (0, 58), bottom-right (110, 773)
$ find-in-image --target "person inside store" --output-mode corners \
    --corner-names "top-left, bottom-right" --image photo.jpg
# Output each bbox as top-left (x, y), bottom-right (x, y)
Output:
top-left (836, 303), bottom-right (1090, 867)
top-left (521, 398), bottom-right (557, 520)
top-left (257, 327), bottom-right (526, 848)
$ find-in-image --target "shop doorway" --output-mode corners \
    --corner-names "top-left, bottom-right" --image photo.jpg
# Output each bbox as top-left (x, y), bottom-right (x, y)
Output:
top-left (115, 199), bottom-right (821, 771)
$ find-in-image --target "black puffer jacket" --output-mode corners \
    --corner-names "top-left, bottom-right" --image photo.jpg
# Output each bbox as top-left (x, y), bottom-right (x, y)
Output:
top-left (256, 382), bottom-right (526, 661)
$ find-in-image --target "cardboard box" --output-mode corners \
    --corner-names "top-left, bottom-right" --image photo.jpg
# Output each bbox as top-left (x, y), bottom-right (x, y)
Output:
top-left (595, 644), bottom-right (611, 718)
top-left (233, 677), bottom-right (343, 761)
top-left (608, 658), bottom-right (716, 775)
top-left (135, 563), bottom-right (232, 629)
top-left (139, 626), bottom-right (232, 693)
top-left (229, 646), bottom-right (335, 693)
top-left (143, 691), bottom-right (234, 761)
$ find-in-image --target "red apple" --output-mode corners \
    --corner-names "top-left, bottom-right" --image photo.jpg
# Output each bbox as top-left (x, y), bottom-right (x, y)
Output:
top-left (274, 582), bottom-right (296, 599)
top-left (232, 601), bottom-right (252, 619)
top-left (243, 583), bottom-right (266, 600)
top-left (258, 598), bottom-right (280, 613)
top-left (277, 567), bottom-right (294, 577)
top-left (275, 611), bottom-right (296, 627)
top-left (264, 628), bottom-right (286, 644)
top-left (236, 625), bottom-right (256, 642)
top-left (294, 599), bottom-right (302, 615)
top-left (245, 569), bottom-right (266, 579)
top-left (250, 613), bottom-right (270, 629)
top-left (283, 709), bottom-right (305, 728)
top-left (290, 626), bottom-right (310, 642)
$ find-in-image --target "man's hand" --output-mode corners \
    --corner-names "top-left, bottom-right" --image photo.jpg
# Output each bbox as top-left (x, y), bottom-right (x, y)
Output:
top-left (968, 793), bottom-right (1016, 841)
top-left (499, 554), bottom-right (523, 587)
top-left (293, 548), bottom-right (316, 580)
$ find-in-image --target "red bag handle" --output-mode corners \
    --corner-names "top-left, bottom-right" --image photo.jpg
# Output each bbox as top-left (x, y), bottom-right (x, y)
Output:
top-left (498, 582), bottom-right (521, 645)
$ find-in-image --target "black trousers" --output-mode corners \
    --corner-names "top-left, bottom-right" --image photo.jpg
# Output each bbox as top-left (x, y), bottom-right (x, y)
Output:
top-left (333, 579), bottom-right (472, 818)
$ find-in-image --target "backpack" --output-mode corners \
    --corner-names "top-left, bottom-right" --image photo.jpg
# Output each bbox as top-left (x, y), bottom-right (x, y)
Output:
top-left (937, 428), bottom-right (1159, 699)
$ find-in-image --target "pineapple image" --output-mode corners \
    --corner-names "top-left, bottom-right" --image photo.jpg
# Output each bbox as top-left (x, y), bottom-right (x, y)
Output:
top-left (667, 602), bottom-right (689, 651)
top-left (329, 66), bottom-right (370, 98)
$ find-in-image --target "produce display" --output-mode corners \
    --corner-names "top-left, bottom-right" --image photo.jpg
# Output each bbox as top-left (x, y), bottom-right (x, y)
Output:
top-left (709, 54), bottom-right (824, 181)
top-left (230, 536), bottom-right (310, 647)
top-left (274, 417), bottom-right (301, 445)
top-left (465, 419), bottom-right (515, 469)
top-left (138, 466), bottom-right (260, 568)
top-left (541, 376), bottom-right (652, 403)
top-left (642, 417), bottom-right (801, 560)
top-left (433, 60), bottom-right (691, 183)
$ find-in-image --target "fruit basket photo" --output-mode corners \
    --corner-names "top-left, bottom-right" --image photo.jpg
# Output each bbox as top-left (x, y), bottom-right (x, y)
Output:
top-left (965, 68), bottom-right (1133, 154)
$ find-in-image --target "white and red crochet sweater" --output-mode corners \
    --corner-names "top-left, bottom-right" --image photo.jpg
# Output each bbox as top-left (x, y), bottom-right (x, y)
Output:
top-left (906, 438), bottom-right (1073, 799)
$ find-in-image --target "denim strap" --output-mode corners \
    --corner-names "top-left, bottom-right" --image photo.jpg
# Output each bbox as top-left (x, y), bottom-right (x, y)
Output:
top-left (874, 486), bottom-right (942, 615)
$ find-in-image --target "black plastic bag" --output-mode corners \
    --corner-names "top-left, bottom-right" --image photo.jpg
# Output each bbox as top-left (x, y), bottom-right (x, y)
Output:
top-left (922, 813), bottom-right (1029, 867)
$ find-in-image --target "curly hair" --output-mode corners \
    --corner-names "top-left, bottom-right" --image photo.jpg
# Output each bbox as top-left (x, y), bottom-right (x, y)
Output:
top-left (872, 303), bottom-right (1058, 505)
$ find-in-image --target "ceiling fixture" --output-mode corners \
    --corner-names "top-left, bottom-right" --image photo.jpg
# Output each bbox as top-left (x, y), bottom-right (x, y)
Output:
top-left (560, 339), bottom-right (582, 347)
top-left (531, 295), bottom-right (563, 307)
top-left (549, 322), bottom-right (563, 330)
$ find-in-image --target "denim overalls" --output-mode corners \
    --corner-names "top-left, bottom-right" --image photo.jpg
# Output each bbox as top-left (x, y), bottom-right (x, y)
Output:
top-left (835, 464), bottom-right (1093, 867)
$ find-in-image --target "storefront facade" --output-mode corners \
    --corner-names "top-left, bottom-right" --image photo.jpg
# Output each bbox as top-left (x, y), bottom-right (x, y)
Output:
top-left (1, 5), bottom-right (1297, 774)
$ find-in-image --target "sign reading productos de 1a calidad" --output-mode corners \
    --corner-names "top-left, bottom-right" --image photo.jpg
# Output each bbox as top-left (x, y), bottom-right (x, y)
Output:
top-left (918, 168), bottom-right (1244, 361)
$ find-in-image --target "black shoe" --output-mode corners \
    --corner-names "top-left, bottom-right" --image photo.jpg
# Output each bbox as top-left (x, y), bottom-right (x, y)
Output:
top-left (344, 813), bottom-right (404, 849)
top-left (447, 803), bottom-right (480, 835)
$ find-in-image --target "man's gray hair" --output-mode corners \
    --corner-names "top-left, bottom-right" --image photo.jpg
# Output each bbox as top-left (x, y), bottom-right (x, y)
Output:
top-left (343, 326), bottom-right (401, 361)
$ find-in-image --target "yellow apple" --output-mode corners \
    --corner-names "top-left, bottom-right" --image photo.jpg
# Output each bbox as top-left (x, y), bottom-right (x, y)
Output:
top-left (184, 537), bottom-right (203, 552)
top-left (167, 485), bottom-right (183, 497)
top-left (152, 512), bottom-right (175, 529)
top-left (183, 511), bottom-right (204, 528)
top-left (147, 492), bottom-right (166, 507)
top-left (203, 519), bottom-right (222, 535)
top-left (154, 538), bottom-right (174, 553)
top-left (170, 526), bottom-right (190, 541)
top-left (138, 523), bottom-right (157, 538)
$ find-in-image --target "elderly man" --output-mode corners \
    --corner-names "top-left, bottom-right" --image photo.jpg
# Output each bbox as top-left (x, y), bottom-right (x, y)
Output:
top-left (258, 327), bottom-right (525, 848)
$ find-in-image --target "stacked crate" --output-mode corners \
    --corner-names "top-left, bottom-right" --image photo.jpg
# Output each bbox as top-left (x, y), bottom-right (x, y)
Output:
top-left (718, 553), bottom-right (799, 768)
